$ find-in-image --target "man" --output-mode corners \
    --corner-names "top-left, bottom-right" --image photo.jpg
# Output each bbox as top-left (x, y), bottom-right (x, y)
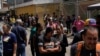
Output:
top-left (73, 16), bottom-right (84, 32)
top-left (34, 23), bottom-right (43, 56)
top-left (71, 26), bottom-right (100, 56)
top-left (2, 24), bottom-right (17, 56)
top-left (71, 18), bottom-right (97, 45)
top-left (66, 16), bottom-right (72, 33)
top-left (38, 27), bottom-right (60, 56)
top-left (28, 20), bottom-right (36, 56)
top-left (11, 19), bottom-right (27, 56)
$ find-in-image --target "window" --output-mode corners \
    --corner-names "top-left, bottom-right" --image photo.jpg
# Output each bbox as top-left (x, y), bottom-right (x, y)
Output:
top-left (23, 0), bottom-right (32, 2)
top-left (63, 0), bottom-right (68, 1)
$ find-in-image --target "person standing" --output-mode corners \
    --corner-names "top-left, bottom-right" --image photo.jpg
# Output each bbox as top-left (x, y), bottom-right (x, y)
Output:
top-left (35, 14), bottom-right (39, 23)
top-left (11, 19), bottom-right (27, 56)
top-left (34, 23), bottom-right (43, 56)
top-left (73, 16), bottom-right (84, 32)
top-left (38, 27), bottom-right (60, 56)
top-left (53, 25), bottom-right (68, 56)
top-left (2, 24), bottom-right (17, 56)
top-left (71, 26), bottom-right (100, 56)
top-left (28, 20), bottom-right (36, 56)
top-left (66, 16), bottom-right (72, 33)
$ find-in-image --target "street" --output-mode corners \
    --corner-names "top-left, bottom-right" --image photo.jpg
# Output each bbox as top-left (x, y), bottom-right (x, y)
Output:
top-left (1, 0), bottom-right (100, 56)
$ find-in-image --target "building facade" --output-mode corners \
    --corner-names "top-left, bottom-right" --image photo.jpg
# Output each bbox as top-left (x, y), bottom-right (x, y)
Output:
top-left (7, 0), bottom-right (61, 18)
top-left (7, 0), bottom-right (100, 19)
top-left (63, 0), bottom-right (100, 18)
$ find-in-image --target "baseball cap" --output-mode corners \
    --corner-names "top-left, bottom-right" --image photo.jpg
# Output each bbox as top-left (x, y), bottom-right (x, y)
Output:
top-left (85, 18), bottom-right (96, 26)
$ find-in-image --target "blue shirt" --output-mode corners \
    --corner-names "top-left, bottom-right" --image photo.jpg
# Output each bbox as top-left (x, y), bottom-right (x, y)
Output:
top-left (11, 25), bottom-right (27, 44)
top-left (3, 32), bottom-right (17, 53)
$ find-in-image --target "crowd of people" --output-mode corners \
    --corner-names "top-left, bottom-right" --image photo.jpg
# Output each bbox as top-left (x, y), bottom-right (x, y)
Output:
top-left (0, 12), bottom-right (100, 56)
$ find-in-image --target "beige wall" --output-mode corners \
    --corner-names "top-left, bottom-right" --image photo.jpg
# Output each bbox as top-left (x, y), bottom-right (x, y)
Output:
top-left (15, 3), bottom-right (59, 25)
top-left (35, 3), bottom-right (59, 25)
top-left (16, 5), bottom-right (36, 15)
top-left (16, 3), bottom-right (59, 16)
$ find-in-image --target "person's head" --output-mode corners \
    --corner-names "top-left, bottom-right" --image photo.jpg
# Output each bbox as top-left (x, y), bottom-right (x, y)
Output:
top-left (67, 16), bottom-right (70, 19)
top-left (44, 27), bottom-right (53, 38)
top-left (16, 19), bottom-right (23, 26)
top-left (72, 14), bottom-right (75, 17)
top-left (36, 23), bottom-right (43, 33)
top-left (56, 25), bottom-right (63, 34)
top-left (48, 18), bottom-right (52, 24)
top-left (2, 24), bottom-right (11, 34)
top-left (85, 18), bottom-right (96, 27)
top-left (82, 26), bottom-right (98, 50)
top-left (77, 16), bottom-right (81, 20)
top-left (31, 20), bottom-right (36, 27)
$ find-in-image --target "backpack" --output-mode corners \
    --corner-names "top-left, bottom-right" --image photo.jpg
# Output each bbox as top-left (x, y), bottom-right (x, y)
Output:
top-left (76, 41), bottom-right (100, 56)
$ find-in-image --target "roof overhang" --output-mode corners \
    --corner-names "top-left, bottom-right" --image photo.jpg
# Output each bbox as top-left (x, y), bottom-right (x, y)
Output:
top-left (87, 3), bottom-right (100, 10)
top-left (9, 0), bottom-right (60, 9)
top-left (0, 7), bottom-right (8, 13)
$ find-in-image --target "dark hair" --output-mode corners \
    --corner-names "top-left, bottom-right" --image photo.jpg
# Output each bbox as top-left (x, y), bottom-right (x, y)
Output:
top-left (36, 23), bottom-right (42, 31)
top-left (44, 27), bottom-right (53, 36)
top-left (72, 26), bottom-right (78, 33)
top-left (81, 26), bottom-right (97, 36)
top-left (3, 24), bottom-right (11, 30)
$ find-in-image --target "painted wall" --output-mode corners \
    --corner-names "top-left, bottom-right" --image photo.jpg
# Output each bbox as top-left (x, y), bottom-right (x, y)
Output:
top-left (16, 5), bottom-right (36, 15)
top-left (16, 3), bottom-right (59, 16)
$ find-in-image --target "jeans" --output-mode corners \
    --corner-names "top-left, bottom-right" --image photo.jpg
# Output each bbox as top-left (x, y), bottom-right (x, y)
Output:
top-left (17, 44), bottom-right (26, 56)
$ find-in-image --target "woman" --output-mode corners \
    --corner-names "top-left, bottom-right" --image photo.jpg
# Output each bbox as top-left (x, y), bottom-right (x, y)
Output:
top-left (53, 25), bottom-right (68, 56)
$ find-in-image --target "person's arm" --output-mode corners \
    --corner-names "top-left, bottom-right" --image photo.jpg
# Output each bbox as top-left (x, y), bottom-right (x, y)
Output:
top-left (71, 34), bottom-right (80, 45)
top-left (38, 36), bottom-right (49, 54)
top-left (46, 45), bottom-right (60, 53)
top-left (12, 33), bottom-right (17, 56)
top-left (13, 43), bottom-right (17, 56)
top-left (60, 35), bottom-right (68, 47)
top-left (47, 39), bottom-right (61, 53)
top-left (38, 41), bottom-right (49, 54)
top-left (25, 35), bottom-right (27, 46)
top-left (70, 43), bottom-right (77, 56)
top-left (28, 34), bottom-right (31, 44)
top-left (39, 46), bottom-right (48, 54)
top-left (24, 29), bottom-right (27, 46)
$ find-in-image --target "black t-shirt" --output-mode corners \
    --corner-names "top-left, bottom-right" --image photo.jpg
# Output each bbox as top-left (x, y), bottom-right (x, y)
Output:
top-left (3, 32), bottom-right (17, 53)
top-left (71, 43), bottom-right (96, 56)
top-left (53, 34), bottom-right (68, 53)
top-left (38, 35), bottom-right (58, 56)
